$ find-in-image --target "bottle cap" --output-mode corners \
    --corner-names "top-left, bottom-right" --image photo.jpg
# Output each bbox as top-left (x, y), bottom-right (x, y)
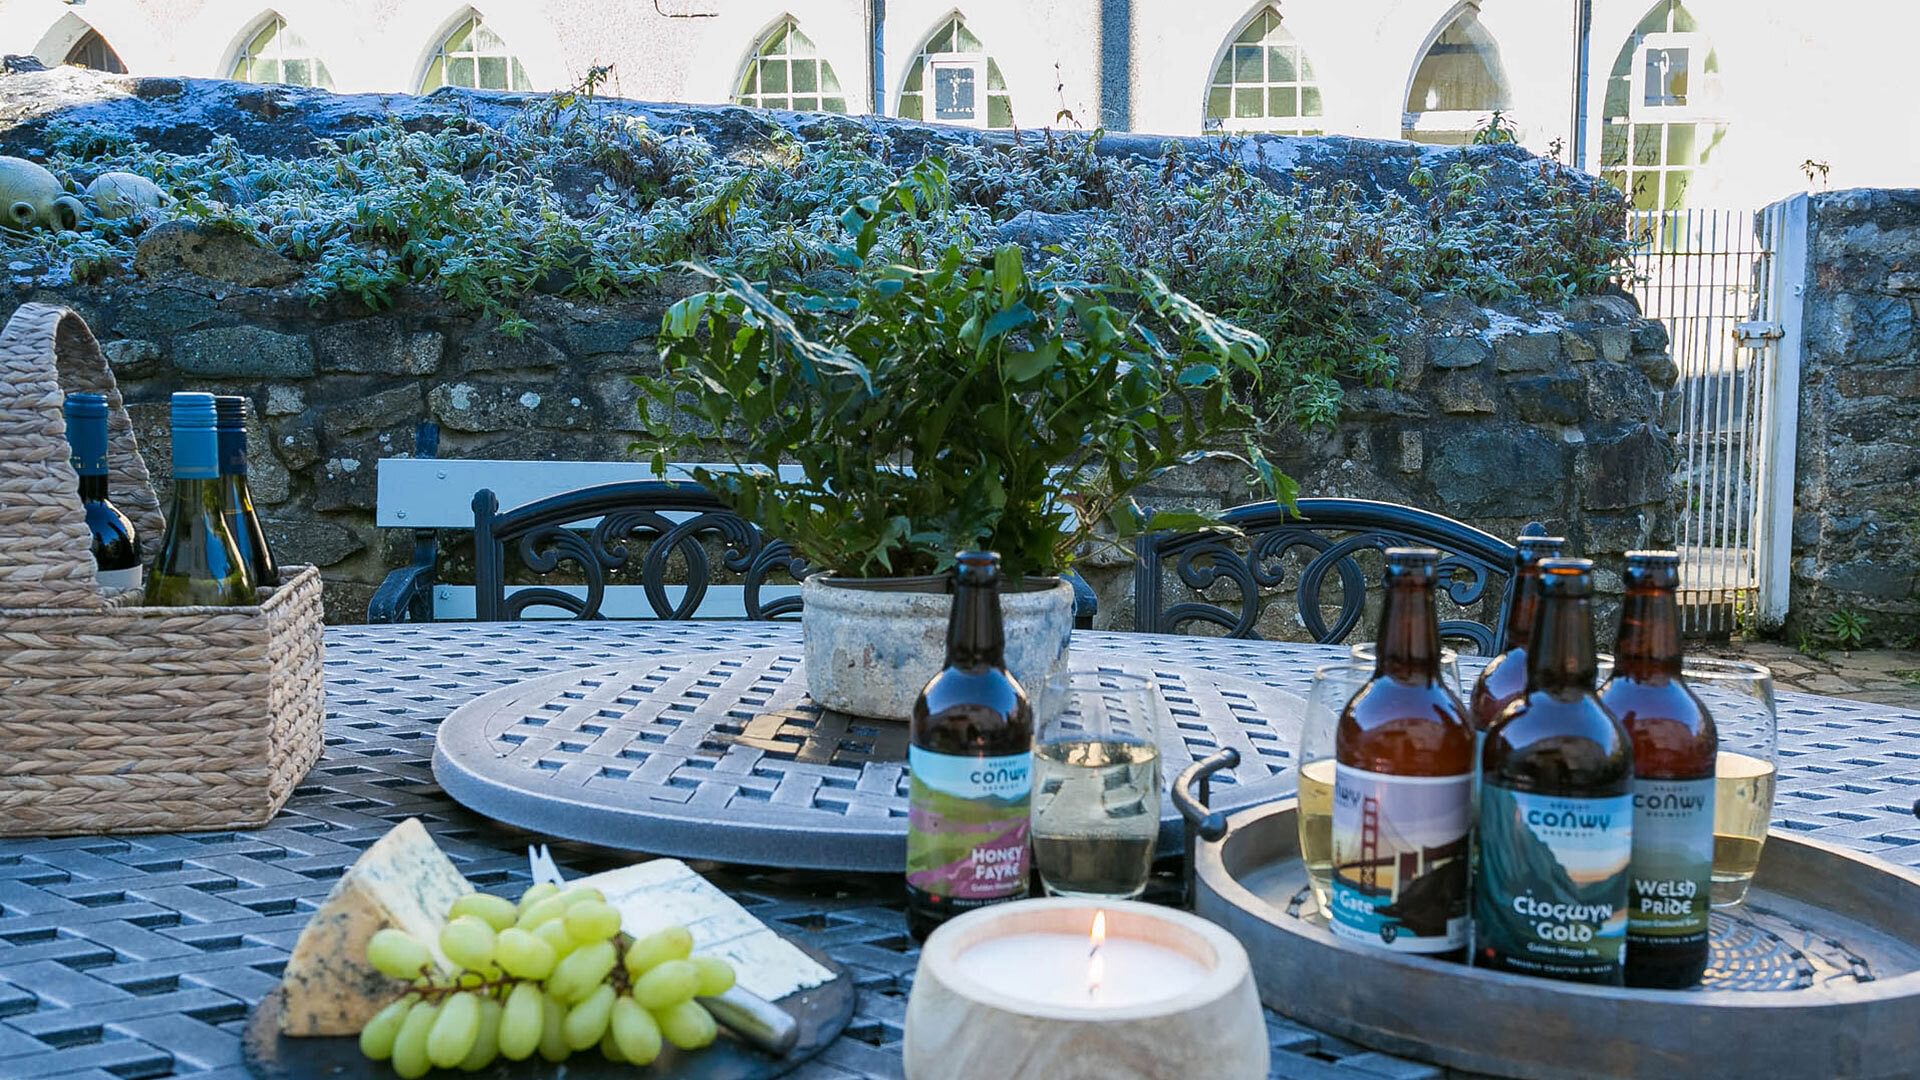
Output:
top-left (954, 551), bottom-right (1001, 585)
top-left (171, 392), bottom-right (217, 428)
top-left (63, 392), bottom-right (109, 421)
top-left (1624, 550), bottom-right (1680, 566)
top-left (1623, 550), bottom-right (1681, 588)
top-left (170, 392), bottom-right (220, 480)
top-left (215, 395), bottom-right (249, 431)
top-left (1537, 556), bottom-right (1594, 597)
top-left (1383, 547), bottom-right (1439, 583)
top-left (63, 393), bottom-right (111, 476)
top-left (1515, 535), bottom-right (1568, 562)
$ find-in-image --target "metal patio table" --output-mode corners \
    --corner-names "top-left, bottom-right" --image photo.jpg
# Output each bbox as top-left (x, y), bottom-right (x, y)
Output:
top-left (2, 621), bottom-right (1916, 1080)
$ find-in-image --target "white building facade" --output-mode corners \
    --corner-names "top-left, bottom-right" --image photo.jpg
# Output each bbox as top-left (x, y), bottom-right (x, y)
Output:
top-left (3, 0), bottom-right (1915, 209)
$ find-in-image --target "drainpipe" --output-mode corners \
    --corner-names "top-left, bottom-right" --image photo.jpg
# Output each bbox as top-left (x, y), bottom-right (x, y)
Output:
top-left (1570, 0), bottom-right (1593, 169)
top-left (867, 0), bottom-right (886, 116)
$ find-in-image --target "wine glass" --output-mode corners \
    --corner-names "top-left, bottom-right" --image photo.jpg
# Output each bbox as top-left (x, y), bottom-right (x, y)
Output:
top-left (1297, 661), bottom-right (1373, 916)
top-left (1349, 641), bottom-right (1465, 697)
top-left (1031, 670), bottom-right (1163, 901)
top-left (1684, 658), bottom-right (1778, 908)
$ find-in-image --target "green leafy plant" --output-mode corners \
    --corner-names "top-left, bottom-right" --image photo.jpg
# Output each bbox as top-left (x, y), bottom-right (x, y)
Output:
top-left (638, 161), bottom-right (1288, 583)
top-left (1827, 608), bottom-right (1869, 651)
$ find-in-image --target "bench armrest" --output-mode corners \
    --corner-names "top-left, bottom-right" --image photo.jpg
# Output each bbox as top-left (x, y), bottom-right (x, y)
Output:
top-left (1066, 569), bottom-right (1097, 631)
top-left (368, 543), bottom-right (437, 623)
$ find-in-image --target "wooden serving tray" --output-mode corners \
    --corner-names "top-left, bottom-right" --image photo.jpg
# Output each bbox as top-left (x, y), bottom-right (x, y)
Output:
top-left (1195, 800), bottom-right (1920, 1080)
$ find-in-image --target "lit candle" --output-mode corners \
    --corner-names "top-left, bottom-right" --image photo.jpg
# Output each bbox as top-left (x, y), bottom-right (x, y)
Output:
top-left (951, 909), bottom-right (1208, 1009)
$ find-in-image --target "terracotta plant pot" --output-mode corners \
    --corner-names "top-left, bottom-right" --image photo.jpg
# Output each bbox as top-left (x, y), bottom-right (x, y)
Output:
top-left (800, 573), bottom-right (1073, 721)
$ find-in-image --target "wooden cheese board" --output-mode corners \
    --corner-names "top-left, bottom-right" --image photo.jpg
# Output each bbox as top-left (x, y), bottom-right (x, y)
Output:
top-left (241, 939), bottom-right (855, 1080)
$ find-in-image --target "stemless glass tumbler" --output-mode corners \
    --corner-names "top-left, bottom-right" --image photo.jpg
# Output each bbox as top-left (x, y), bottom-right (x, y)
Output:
top-left (1031, 670), bottom-right (1164, 900)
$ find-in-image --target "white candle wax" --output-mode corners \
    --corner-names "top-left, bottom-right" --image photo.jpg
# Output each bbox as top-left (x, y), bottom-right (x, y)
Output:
top-left (955, 931), bottom-right (1209, 1008)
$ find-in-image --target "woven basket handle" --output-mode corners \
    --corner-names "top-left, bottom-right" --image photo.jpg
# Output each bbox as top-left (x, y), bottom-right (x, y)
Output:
top-left (0, 304), bottom-right (164, 608)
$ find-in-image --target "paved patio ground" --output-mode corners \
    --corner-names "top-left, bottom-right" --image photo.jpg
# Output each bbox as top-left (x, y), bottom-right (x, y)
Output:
top-left (1710, 641), bottom-right (1920, 709)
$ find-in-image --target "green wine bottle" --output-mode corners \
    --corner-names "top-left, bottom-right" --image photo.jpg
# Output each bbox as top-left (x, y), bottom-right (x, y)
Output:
top-left (148, 392), bottom-right (256, 607)
top-left (63, 393), bottom-right (142, 591)
top-left (215, 395), bottom-right (278, 589)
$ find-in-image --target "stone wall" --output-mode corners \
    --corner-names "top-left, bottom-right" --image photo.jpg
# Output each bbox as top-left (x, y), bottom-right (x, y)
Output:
top-left (1790, 189), bottom-right (1920, 646)
top-left (0, 73), bottom-right (1680, 633)
top-left (0, 267), bottom-right (1678, 633)
top-left (1090, 292), bottom-right (1678, 637)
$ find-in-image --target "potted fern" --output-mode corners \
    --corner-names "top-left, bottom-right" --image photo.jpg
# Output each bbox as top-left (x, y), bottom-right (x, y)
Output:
top-left (640, 161), bottom-right (1288, 719)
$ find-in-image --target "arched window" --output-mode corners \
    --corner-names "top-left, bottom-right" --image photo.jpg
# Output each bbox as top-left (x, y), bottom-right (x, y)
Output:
top-left (1205, 7), bottom-right (1324, 134)
top-left (898, 16), bottom-right (1012, 129)
top-left (1600, 0), bottom-right (1727, 210)
top-left (229, 15), bottom-right (334, 89)
top-left (422, 15), bottom-right (531, 93)
top-left (1403, 8), bottom-right (1511, 144)
top-left (736, 19), bottom-right (848, 114)
top-left (65, 29), bottom-right (126, 74)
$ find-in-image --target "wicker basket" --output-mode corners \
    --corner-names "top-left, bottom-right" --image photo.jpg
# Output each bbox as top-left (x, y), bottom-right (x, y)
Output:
top-left (0, 303), bottom-right (324, 836)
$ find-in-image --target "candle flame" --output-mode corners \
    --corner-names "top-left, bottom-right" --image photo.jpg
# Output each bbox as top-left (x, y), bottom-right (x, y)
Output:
top-left (1087, 910), bottom-right (1106, 999)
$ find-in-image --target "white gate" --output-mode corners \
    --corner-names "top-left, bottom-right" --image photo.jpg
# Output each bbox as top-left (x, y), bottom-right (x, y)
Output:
top-left (1623, 197), bottom-right (1806, 636)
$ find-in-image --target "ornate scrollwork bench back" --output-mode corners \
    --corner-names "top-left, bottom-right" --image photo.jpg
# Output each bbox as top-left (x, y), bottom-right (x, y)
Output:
top-left (1134, 498), bottom-right (1542, 654)
top-left (472, 481), bottom-right (812, 621)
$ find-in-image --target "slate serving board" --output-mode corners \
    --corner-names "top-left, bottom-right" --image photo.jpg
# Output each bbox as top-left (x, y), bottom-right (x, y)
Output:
top-left (243, 940), bottom-right (855, 1080)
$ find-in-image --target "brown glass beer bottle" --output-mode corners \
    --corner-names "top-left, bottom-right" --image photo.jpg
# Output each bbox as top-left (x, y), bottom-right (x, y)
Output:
top-left (1470, 534), bottom-right (1569, 735)
top-left (1602, 550), bottom-right (1716, 989)
top-left (905, 552), bottom-right (1034, 941)
top-left (1330, 548), bottom-right (1475, 960)
top-left (1476, 558), bottom-right (1634, 985)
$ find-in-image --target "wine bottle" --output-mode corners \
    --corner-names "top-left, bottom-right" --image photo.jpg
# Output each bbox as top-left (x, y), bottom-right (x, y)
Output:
top-left (148, 392), bottom-right (256, 607)
top-left (215, 395), bottom-right (278, 589)
top-left (62, 392), bottom-right (141, 591)
top-left (905, 551), bottom-right (1034, 940)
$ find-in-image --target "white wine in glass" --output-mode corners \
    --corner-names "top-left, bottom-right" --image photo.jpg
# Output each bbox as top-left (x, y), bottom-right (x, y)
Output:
top-left (1296, 757), bottom-right (1336, 911)
top-left (1686, 658), bottom-right (1779, 909)
top-left (1298, 661), bottom-right (1371, 917)
top-left (1712, 750), bottom-right (1778, 905)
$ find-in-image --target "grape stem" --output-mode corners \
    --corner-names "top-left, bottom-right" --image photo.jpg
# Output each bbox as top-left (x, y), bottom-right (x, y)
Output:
top-left (390, 932), bottom-right (636, 1003)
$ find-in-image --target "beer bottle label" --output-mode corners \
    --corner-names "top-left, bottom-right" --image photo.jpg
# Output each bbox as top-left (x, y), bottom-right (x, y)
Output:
top-left (906, 747), bottom-right (1031, 902)
top-left (1475, 783), bottom-right (1633, 978)
top-left (1329, 765), bottom-right (1472, 953)
top-left (1628, 777), bottom-right (1715, 945)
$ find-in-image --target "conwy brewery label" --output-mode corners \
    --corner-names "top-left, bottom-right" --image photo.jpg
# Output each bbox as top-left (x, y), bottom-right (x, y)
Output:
top-left (1628, 777), bottom-right (1715, 945)
top-left (1476, 784), bottom-right (1633, 977)
top-left (905, 747), bottom-right (1032, 902)
top-left (1329, 766), bottom-right (1472, 952)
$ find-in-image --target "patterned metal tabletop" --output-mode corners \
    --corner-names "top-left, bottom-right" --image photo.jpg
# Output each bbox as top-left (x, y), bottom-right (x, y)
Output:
top-left (1, 621), bottom-right (1916, 1080)
top-left (430, 647), bottom-right (1305, 871)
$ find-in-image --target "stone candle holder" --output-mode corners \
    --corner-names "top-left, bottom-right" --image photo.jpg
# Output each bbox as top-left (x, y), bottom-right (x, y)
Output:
top-left (903, 898), bottom-right (1268, 1080)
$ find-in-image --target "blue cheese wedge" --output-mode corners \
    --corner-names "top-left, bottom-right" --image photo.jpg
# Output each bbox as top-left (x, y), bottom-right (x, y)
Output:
top-left (278, 817), bottom-right (471, 1035)
top-left (577, 860), bottom-right (834, 1001)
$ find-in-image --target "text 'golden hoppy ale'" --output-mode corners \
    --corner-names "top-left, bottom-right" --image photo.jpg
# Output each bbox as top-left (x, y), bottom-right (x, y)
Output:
top-left (1476, 558), bottom-right (1634, 984)
top-left (905, 552), bottom-right (1033, 941)
top-left (1603, 550), bottom-right (1716, 988)
top-left (1330, 548), bottom-right (1475, 958)
top-left (1470, 534), bottom-right (1569, 736)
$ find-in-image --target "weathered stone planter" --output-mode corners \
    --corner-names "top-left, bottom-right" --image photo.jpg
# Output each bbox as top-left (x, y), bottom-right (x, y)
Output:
top-left (800, 574), bottom-right (1073, 721)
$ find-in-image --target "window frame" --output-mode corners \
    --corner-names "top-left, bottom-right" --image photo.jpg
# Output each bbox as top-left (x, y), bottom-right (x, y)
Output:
top-left (420, 15), bottom-right (532, 94)
top-left (1202, 7), bottom-right (1326, 136)
top-left (733, 18), bottom-right (850, 114)
top-left (1628, 31), bottom-right (1719, 122)
top-left (923, 53), bottom-right (989, 127)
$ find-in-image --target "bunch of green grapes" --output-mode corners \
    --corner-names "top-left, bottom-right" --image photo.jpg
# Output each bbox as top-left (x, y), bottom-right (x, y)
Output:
top-left (356, 883), bottom-right (736, 1076)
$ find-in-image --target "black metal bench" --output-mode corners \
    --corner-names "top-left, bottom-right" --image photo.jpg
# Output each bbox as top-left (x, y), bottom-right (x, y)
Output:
top-left (1134, 498), bottom-right (1541, 653)
top-left (369, 422), bottom-right (1097, 625)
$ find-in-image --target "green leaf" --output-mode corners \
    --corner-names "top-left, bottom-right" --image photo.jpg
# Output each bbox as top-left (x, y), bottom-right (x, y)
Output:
top-left (993, 245), bottom-right (1023, 308)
